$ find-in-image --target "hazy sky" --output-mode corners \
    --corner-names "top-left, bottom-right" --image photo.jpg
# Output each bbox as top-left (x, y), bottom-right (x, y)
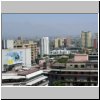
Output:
top-left (2, 14), bottom-right (98, 39)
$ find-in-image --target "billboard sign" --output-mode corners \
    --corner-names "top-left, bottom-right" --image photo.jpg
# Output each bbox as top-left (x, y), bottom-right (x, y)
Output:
top-left (5, 51), bottom-right (23, 65)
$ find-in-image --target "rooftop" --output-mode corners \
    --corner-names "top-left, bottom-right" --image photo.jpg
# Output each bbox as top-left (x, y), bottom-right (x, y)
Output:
top-left (74, 54), bottom-right (88, 62)
top-left (17, 67), bottom-right (39, 76)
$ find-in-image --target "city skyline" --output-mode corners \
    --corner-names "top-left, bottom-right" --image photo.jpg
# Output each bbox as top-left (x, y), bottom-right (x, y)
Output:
top-left (2, 14), bottom-right (98, 39)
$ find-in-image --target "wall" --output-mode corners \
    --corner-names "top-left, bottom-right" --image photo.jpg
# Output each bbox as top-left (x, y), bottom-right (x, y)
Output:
top-left (66, 62), bottom-right (86, 69)
top-left (74, 54), bottom-right (88, 62)
top-left (2, 48), bottom-right (31, 71)
top-left (7, 40), bottom-right (14, 49)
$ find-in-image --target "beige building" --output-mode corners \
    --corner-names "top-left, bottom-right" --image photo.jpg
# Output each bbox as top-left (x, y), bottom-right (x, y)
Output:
top-left (23, 41), bottom-right (38, 62)
top-left (54, 38), bottom-right (59, 48)
top-left (54, 38), bottom-right (64, 48)
top-left (14, 39), bottom-right (38, 63)
top-left (81, 31), bottom-right (92, 48)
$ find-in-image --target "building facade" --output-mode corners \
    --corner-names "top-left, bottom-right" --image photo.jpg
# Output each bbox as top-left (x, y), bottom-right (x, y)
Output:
top-left (2, 48), bottom-right (31, 72)
top-left (65, 36), bottom-right (72, 47)
top-left (40, 37), bottom-right (49, 57)
top-left (44, 54), bottom-right (98, 86)
top-left (93, 33), bottom-right (98, 49)
top-left (50, 49), bottom-right (71, 55)
top-left (14, 38), bottom-right (38, 63)
top-left (54, 38), bottom-right (64, 48)
top-left (81, 31), bottom-right (92, 48)
top-left (23, 41), bottom-right (38, 62)
top-left (2, 67), bottom-right (49, 86)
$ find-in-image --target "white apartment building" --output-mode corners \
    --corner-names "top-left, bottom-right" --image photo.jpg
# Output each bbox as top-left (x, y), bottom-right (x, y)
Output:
top-left (40, 37), bottom-right (49, 57)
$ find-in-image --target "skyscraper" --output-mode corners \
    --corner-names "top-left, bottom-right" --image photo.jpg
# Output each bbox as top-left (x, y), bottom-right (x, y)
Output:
top-left (81, 31), bottom-right (92, 48)
top-left (40, 37), bottom-right (49, 57)
top-left (93, 33), bottom-right (98, 49)
top-left (54, 38), bottom-right (64, 48)
top-left (54, 38), bottom-right (59, 48)
top-left (64, 36), bottom-right (72, 47)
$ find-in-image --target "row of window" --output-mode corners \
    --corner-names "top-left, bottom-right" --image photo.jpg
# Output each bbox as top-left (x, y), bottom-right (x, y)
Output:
top-left (68, 64), bottom-right (98, 68)
top-left (50, 71), bottom-right (98, 75)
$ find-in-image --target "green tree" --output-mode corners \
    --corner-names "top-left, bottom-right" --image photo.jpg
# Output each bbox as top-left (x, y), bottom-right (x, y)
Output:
top-left (69, 54), bottom-right (74, 59)
top-left (52, 80), bottom-right (65, 86)
top-left (57, 58), bottom-right (68, 63)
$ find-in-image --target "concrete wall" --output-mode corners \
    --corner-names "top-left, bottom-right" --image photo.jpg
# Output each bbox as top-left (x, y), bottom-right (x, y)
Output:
top-left (74, 54), bottom-right (88, 62)
top-left (66, 62), bottom-right (86, 69)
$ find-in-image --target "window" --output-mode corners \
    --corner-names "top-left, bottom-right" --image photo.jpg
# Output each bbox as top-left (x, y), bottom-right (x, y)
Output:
top-left (61, 77), bottom-right (64, 80)
top-left (94, 64), bottom-right (98, 68)
top-left (74, 65), bottom-right (78, 68)
top-left (73, 72), bottom-right (78, 74)
top-left (81, 65), bottom-right (84, 68)
top-left (80, 72), bottom-right (84, 74)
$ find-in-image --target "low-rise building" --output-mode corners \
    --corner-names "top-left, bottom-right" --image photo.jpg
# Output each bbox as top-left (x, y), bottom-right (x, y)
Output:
top-left (50, 49), bottom-right (71, 55)
top-left (45, 54), bottom-right (98, 86)
top-left (2, 66), bottom-right (49, 86)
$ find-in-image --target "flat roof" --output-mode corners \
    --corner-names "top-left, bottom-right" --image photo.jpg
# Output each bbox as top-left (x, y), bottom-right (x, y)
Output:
top-left (17, 67), bottom-right (39, 76)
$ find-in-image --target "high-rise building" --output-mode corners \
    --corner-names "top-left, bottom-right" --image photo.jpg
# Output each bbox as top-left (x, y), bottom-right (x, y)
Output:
top-left (54, 38), bottom-right (64, 48)
top-left (93, 39), bottom-right (97, 49)
top-left (64, 36), bottom-right (72, 47)
top-left (14, 38), bottom-right (38, 63)
top-left (93, 33), bottom-right (98, 49)
top-left (40, 37), bottom-right (49, 57)
top-left (54, 38), bottom-right (59, 48)
top-left (23, 41), bottom-right (38, 62)
top-left (81, 31), bottom-right (92, 48)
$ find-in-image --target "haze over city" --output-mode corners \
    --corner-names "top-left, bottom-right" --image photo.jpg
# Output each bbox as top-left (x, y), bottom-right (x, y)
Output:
top-left (2, 14), bottom-right (98, 39)
top-left (2, 14), bottom-right (98, 87)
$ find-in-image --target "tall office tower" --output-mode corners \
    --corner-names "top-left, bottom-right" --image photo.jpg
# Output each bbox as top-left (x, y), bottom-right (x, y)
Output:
top-left (81, 31), bottom-right (92, 48)
top-left (59, 38), bottom-right (64, 47)
top-left (40, 37), bottom-right (49, 57)
top-left (93, 39), bottom-right (97, 49)
top-left (66, 36), bottom-right (72, 47)
top-left (54, 38), bottom-right (64, 48)
top-left (64, 36), bottom-right (71, 47)
top-left (93, 33), bottom-right (98, 49)
top-left (54, 38), bottom-right (59, 48)
top-left (64, 38), bottom-right (67, 47)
